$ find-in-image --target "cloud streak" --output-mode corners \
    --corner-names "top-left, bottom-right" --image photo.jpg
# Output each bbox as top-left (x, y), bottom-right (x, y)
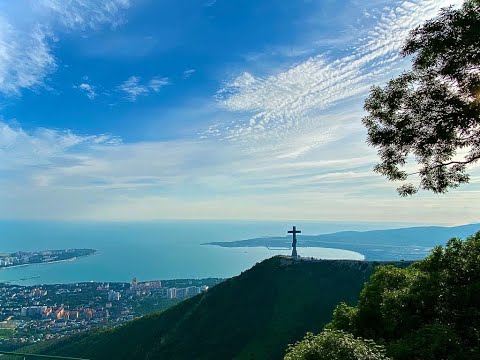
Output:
top-left (182, 69), bottom-right (196, 79)
top-left (74, 82), bottom-right (97, 99)
top-left (216, 0), bottom-right (464, 144)
top-left (0, 121), bottom-right (120, 170)
top-left (1, 120), bottom-right (478, 223)
top-left (117, 76), bottom-right (169, 101)
top-left (0, 0), bottom-right (130, 96)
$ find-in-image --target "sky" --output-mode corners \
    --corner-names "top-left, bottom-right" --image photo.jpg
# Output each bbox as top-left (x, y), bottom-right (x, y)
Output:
top-left (0, 0), bottom-right (478, 224)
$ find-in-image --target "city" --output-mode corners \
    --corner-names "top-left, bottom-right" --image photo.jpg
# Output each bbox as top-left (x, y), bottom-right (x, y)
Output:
top-left (0, 277), bottom-right (223, 351)
top-left (0, 249), bottom-right (96, 269)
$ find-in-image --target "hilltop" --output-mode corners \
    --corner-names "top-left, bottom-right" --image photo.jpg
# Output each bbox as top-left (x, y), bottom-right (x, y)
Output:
top-left (22, 257), bottom-right (408, 360)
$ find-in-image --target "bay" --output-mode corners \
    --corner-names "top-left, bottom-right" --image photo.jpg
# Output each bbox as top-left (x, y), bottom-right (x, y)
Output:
top-left (0, 220), bottom-right (412, 285)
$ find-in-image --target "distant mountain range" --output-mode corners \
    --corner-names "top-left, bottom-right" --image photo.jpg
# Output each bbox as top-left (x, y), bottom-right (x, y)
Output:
top-left (21, 257), bottom-right (408, 360)
top-left (205, 223), bottom-right (480, 260)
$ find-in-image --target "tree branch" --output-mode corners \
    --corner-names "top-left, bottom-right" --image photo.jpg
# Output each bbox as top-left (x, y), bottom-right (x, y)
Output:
top-left (407, 155), bottom-right (480, 176)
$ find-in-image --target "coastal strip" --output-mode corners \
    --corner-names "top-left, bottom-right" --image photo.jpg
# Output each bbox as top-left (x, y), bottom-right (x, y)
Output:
top-left (0, 249), bottom-right (96, 270)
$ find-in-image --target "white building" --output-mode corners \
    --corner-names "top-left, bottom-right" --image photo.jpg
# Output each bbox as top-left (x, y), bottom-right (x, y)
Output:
top-left (107, 290), bottom-right (121, 301)
top-left (167, 288), bottom-right (176, 299)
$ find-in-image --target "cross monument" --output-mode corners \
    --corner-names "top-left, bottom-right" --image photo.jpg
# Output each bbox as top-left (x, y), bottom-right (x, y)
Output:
top-left (288, 226), bottom-right (301, 258)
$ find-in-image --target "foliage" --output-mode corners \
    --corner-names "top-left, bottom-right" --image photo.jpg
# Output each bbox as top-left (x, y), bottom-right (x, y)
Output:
top-left (362, 0), bottom-right (480, 195)
top-left (284, 329), bottom-right (390, 360)
top-left (327, 231), bottom-right (480, 359)
top-left (0, 329), bottom-right (14, 339)
top-left (387, 324), bottom-right (462, 360)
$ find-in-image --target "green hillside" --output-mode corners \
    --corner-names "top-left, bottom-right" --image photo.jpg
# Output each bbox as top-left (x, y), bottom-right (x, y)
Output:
top-left (23, 257), bottom-right (406, 360)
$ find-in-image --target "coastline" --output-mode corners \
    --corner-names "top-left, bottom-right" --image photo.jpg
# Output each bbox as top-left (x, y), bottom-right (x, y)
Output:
top-left (0, 252), bottom-right (96, 271)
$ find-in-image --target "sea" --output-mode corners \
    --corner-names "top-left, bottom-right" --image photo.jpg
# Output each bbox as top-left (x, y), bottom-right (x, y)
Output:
top-left (0, 220), bottom-right (414, 286)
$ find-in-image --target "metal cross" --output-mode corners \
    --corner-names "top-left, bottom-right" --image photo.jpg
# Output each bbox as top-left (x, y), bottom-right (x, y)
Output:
top-left (288, 226), bottom-right (301, 258)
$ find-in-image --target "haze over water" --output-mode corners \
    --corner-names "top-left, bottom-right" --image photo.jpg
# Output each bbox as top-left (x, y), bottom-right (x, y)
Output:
top-left (0, 220), bottom-right (412, 285)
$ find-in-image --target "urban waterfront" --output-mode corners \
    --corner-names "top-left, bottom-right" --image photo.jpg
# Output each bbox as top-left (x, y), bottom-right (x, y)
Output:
top-left (0, 277), bottom-right (222, 350)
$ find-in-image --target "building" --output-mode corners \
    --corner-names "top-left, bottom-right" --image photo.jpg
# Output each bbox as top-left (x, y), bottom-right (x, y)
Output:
top-left (185, 286), bottom-right (201, 297)
top-left (149, 280), bottom-right (161, 288)
top-left (175, 288), bottom-right (187, 298)
top-left (107, 290), bottom-right (121, 301)
top-left (167, 288), bottom-right (176, 299)
top-left (97, 283), bottom-right (110, 291)
top-left (30, 288), bottom-right (48, 298)
top-left (69, 311), bottom-right (79, 320)
top-left (42, 307), bottom-right (53, 318)
top-left (0, 257), bottom-right (16, 266)
top-left (20, 306), bottom-right (47, 318)
top-left (55, 307), bottom-right (65, 320)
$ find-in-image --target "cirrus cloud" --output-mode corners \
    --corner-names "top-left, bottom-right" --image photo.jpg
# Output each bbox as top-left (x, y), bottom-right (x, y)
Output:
top-left (216, 0), bottom-right (464, 144)
top-left (0, 0), bottom-right (130, 96)
top-left (117, 76), bottom-right (169, 101)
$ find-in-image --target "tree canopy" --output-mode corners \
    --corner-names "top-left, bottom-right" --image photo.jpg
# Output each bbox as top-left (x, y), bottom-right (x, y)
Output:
top-left (284, 330), bottom-right (390, 360)
top-left (324, 231), bottom-right (480, 360)
top-left (363, 0), bottom-right (480, 195)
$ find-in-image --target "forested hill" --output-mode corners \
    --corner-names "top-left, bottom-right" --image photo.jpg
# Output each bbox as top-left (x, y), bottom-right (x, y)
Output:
top-left (206, 223), bottom-right (480, 260)
top-left (22, 257), bottom-right (407, 360)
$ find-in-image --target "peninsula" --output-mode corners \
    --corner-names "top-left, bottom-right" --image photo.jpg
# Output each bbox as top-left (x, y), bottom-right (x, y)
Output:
top-left (204, 223), bottom-right (480, 261)
top-left (0, 249), bottom-right (96, 269)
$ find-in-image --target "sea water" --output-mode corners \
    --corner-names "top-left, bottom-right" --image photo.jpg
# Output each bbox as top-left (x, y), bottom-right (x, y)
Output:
top-left (0, 220), bottom-right (409, 285)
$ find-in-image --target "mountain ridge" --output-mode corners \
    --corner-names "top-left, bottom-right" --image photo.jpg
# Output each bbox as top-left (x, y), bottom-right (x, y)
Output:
top-left (21, 257), bottom-right (410, 360)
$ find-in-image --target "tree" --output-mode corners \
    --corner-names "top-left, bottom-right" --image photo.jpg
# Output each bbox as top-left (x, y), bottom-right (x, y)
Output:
top-left (326, 231), bottom-right (480, 359)
top-left (284, 330), bottom-right (390, 360)
top-left (362, 0), bottom-right (480, 196)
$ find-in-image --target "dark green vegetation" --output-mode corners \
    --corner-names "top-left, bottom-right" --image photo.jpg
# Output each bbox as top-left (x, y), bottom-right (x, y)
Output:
top-left (362, 0), bottom-right (480, 196)
top-left (22, 258), bottom-right (405, 360)
top-left (207, 223), bottom-right (480, 260)
top-left (288, 231), bottom-right (480, 359)
top-left (0, 351), bottom-right (90, 360)
top-left (0, 329), bottom-right (14, 339)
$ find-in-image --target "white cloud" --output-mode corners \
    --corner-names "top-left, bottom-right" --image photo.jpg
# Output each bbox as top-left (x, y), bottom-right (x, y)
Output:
top-left (1, 0), bottom-right (477, 224)
top-left (0, 121), bottom-right (120, 170)
top-left (204, 0), bottom-right (217, 7)
top-left (0, 0), bottom-right (130, 96)
top-left (0, 20), bottom-right (55, 95)
top-left (149, 77), bottom-right (170, 91)
top-left (118, 76), bottom-right (169, 101)
top-left (117, 76), bottom-right (148, 100)
top-left (182, 69), bottom-right (196, 79)
top-left (36, 0), bottom-right (130, 30)
top-left (74, 82), bottom-right (97, 99)
top-left (1, 120), bottom-right (479, 223)
top-left (216, 0), bottom-right (464, 145)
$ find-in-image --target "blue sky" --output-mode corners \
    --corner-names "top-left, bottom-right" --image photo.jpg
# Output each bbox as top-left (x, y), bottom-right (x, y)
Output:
top-left (0, 0), bottom-right (478, 223)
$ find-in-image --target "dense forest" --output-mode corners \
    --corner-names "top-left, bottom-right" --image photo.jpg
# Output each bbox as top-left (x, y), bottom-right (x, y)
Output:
top-left (286, 231), bottom-right (480, 359)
